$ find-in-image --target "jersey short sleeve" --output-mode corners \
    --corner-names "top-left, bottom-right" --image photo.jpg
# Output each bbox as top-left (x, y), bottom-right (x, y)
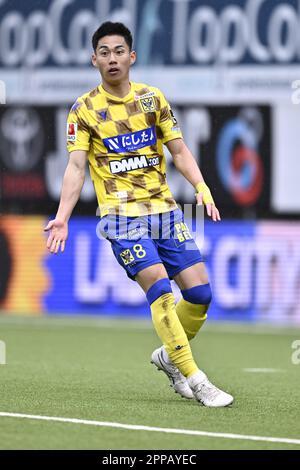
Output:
top-left (66, 100), bottom-right (91, 153)
top-left (157, 90), bottom-right (182, 144)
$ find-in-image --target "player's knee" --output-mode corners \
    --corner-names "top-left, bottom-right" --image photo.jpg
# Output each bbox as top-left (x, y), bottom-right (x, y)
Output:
top-left (146, 278), bottom-right (172, 305)
top-left (181, 283), bottom-right (212, 306)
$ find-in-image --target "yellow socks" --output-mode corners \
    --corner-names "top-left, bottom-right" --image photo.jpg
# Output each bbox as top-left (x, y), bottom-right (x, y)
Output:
top-left (176, 284), bottom-right (212, 340)
top-left (176, 299), bottom-right (208, 340)
top-left (146, 280), bottom-right (212, 378)
top-left (150, 292), bottom-right (199, 378)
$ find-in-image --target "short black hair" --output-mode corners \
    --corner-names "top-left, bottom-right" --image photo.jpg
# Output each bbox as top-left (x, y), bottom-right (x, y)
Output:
top-left (92, 22), bottom-right (133, 52)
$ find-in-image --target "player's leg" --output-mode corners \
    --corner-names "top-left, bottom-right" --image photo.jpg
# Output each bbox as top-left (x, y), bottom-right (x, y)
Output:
top-left (156, 210), bottom-right (233, 406)
top-left (164, 260), bottom-right (233, 407)
top-left (102, 217), bottom-right (197, 396)
top-left (135, 264), bottom-right (199, 380)
top-left (157, 210), bottom-right (211, 340)
top-left (173, 262), bottom-right (212, 340)
top-left (156, 210), bottom-right (210, 341)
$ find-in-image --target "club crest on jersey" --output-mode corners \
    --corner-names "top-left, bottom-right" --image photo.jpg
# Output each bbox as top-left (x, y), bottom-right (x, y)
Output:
top-left (103, 126), bottom-right (156, 153)
top-left (139, 97), bottom-right (156, 113)
top-left (67, 123), bottom-right (77, 142)
top-left (120, 249), bottom-right (135, 266)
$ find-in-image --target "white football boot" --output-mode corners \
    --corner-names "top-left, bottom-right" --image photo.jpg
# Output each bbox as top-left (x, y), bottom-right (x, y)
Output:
top-left (151, 346), bottom-right (194, 399)
top-left (188, 370), bottom-right (234, 407)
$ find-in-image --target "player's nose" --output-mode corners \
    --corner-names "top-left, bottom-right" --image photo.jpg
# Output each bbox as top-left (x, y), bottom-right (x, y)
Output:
top-left (109, 54), bottom-right (118, 64)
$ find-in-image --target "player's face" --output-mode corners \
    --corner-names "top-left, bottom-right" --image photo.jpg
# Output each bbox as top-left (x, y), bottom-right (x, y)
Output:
top-left (92, 35), bottom-right (136, 85)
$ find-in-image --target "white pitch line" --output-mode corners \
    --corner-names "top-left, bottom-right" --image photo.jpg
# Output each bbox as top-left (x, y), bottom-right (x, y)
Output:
top-left (0, 412), bottom-right (299, 446)
top-left (243, 368), bottom-right (282, 373)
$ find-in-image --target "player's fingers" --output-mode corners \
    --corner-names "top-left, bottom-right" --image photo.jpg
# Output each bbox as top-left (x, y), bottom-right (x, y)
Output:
top-left (54, 240), bottom-right (61, 254)
top-left (212, 206), bottom-right (221, 222)
top-left (196, 193), bottom-right (203, 205)
top-left (213, 206), bottom-right (221, 221)
top-left (50, 237), bottom-right (58, 253)
top-left (46, 233), bottom-right (54, 249)
top-left (215, 208), bottom-right (221, 221)
top-left (61, 240), bottom-right (66, 253)
top-left (44, 221), bottom-right (54, 232)
top-left (206, 203), bottom-right (212, 217)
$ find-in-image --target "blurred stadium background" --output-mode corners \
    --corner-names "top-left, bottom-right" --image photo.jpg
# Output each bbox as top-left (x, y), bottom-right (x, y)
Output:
top-left (0, 0), bottom-right (300, 450)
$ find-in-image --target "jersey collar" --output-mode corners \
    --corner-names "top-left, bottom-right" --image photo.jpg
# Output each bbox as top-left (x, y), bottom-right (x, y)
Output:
top-left (99, 83), bottom-right (134, 103)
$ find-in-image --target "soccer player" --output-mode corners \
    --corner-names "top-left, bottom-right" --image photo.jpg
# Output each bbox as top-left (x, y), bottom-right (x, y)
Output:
top-left (45, 22), bottom-right (233, 407)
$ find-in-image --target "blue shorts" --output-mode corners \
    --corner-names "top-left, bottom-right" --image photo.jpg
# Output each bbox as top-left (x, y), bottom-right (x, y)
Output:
top-left (98, 209), bottom-right (202, 280)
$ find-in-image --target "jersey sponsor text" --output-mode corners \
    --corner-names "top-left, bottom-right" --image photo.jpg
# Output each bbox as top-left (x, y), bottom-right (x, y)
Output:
top-left (109, 155), bottom-right (159, 174)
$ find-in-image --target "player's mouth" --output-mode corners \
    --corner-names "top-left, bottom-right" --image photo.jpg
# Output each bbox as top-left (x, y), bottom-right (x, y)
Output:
top-left (108, 67), bottom-right (120, 75)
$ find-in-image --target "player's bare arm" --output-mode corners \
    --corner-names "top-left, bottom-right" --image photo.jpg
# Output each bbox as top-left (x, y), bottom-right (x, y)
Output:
top-left (44, 150), bottom-right (87, 254)
top-left (166, 138), bottom-right (221, 222)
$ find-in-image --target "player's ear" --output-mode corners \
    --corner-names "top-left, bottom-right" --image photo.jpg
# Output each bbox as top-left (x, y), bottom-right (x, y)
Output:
top-left (130, 50), bottom-right (136, 66)
top-left (91, 53), bottom-right (97, 67)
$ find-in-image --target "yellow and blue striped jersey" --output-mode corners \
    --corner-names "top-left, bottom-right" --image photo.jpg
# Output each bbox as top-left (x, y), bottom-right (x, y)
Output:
top-left (67, 82), bottom-right (182, 217)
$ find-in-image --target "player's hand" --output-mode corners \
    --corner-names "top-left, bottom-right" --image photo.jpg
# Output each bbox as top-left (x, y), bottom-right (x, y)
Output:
top-left (44, 218), bottom-right (68, 254)
top-left (196, 192), bottom-right (221, 222)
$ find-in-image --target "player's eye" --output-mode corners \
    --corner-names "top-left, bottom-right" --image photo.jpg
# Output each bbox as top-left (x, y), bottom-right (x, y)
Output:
top-left (116, 49), bottom-right (125, 55)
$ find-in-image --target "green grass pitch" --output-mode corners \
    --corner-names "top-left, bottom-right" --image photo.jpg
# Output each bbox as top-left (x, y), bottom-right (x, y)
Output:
top-left (0, 315), bottom-right (299, 450)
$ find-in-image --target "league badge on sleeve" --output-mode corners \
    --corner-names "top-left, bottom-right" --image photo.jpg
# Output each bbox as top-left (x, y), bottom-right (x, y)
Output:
top-left (67, 123), bottom-right (77, 142)
top-left (170, 109), bottom-right (178, 125)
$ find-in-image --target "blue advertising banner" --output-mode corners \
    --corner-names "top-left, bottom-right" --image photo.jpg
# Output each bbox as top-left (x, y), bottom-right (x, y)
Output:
top-left (1, 216), bottom-right (299, 323)
top-left (42, 217), bottom-right (300, 324)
